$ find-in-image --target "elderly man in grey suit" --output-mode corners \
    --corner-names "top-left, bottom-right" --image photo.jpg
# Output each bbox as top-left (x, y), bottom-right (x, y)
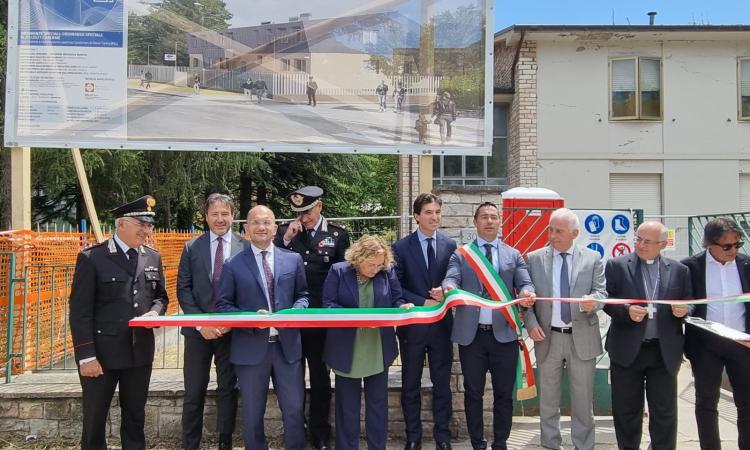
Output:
top-left (443, 202), bottom-right (535, 450)
top-left (524, 208), bottom-right (606, 450)
top-left (177, 194), bottom-right (249, 450)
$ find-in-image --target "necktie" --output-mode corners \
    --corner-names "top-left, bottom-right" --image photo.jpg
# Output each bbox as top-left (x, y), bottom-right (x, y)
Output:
top-left (213, 237), bottom-right (225, 285)
top-left (426, 237), bottom-right (438, 286)
top-left (261, 251), bottom-right (275, 311)
top-left (483, 243), bottom-right (494, 267)
top-left (126, 248), bottom-right (138, 273)
top-left (560, 252), bottom-right (571, 324)
top-left (301, 228), bottom-right (311, 246)
top-left (211, 237), bottom-right (224, 309)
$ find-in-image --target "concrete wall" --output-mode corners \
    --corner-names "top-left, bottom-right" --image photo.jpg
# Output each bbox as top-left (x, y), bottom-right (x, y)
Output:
top-left (532, 37), bottom-right (750, 257)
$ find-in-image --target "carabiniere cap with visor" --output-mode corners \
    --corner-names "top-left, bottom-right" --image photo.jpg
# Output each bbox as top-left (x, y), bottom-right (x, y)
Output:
top-left (287, 186), bottom-right (323, 213)
top-left (111, 195), bottom-right (157, 223)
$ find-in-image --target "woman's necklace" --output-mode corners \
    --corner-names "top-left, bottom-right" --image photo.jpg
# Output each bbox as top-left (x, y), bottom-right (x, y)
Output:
top-left (356, 273), bottom-right (369, 284)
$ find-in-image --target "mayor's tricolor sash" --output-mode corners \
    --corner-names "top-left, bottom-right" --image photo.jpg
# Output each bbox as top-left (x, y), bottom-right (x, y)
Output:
top-left (456, 242), bottom-right (537, 400)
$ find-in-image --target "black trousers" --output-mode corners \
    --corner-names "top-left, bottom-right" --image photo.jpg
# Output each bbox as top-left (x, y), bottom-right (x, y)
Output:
top-left (307, 91), bottom-right (317, 106)
top-left (458, 330), bottom-right (519, 450)
top-left (689, 329), bottom-right (750, 450)
top-left (334, 371), bottom-right (389, 450)
top-left (399, 326), bottom-right (453, 443)
top-left (79, 364), bottom-right (152, 450)
top-left (181, 333), bottom-right (238, 450)
top-left (610, 342), bottom-right (677, 450)
top-left (301, 327), bottom-right (332, 445)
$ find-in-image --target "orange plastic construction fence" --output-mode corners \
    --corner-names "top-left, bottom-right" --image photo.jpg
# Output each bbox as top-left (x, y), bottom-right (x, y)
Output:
top-left (0, 230), bottom-right (200, 377)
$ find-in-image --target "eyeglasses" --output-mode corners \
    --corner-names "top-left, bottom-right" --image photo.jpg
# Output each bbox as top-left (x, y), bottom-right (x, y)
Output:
top-left (124, 219), bottom-right (153, 230)
top-left (248, 220), bottom-right (274, 227)
top-left (635, 236), bottom-right (665, 246)
top-left (712, 241), bottom-right (744, 251)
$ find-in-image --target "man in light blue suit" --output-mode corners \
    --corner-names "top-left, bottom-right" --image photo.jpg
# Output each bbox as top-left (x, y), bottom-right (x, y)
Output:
top-left (443, 202), bottom-right (535, 450)
top-left (215, 205), bottom-right (309, 450)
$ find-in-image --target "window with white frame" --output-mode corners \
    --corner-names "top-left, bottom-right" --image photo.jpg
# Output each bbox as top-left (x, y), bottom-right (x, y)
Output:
top-left (610, 57), bottom-right (662, 120)
top-left (740, 57), bottom-right (750, 120)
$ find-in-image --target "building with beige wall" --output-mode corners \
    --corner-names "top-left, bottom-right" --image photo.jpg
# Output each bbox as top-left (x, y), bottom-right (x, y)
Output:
top-left (401, 25), bottom-right (750, 257)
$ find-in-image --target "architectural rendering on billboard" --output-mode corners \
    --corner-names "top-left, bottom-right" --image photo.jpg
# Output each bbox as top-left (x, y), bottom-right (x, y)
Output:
top-left (5, 0), bottom-right (493, 155)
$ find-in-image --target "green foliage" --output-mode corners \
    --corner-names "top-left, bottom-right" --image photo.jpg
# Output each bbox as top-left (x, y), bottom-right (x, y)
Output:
top-left (440, 66), bottom-right (484, 110)
top-left (27, 150), bottom-right (398, 230)
top-left (128, 0), bottom-right (232, 66)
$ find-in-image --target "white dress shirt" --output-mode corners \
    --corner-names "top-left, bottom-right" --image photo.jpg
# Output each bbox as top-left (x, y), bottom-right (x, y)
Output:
top-left (476, 237), bottom-right (500, 325)
top-left (251, 243), bottom-right (278, 336)
top-left (551, 244), bottom-right (575, 327)
top-left (209, 231), bottom-right (231, 277)
top-left (705, 250), bottom-right (746, 332)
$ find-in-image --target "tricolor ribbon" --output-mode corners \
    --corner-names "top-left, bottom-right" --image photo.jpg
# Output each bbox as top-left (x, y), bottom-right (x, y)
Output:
top-left (128, 290), bottom-right (750, 330)
top-left (130, 289), bottom-right (521, 328)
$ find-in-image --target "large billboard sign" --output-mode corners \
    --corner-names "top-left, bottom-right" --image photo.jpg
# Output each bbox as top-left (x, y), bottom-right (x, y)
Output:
top-left (5, 0), bottom-right (493, 155)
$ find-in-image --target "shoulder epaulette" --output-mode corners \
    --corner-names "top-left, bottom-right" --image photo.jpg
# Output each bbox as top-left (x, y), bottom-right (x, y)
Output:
top-left (142, 244), bottom-right (159, 253)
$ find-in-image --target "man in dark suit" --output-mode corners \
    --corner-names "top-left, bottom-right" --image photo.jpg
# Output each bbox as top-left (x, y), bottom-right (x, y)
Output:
top-left (177, 194), bottom-right (248, 450)
top-left (682, 217), bottom-right (750, 450)
top-left (69, 195), bottom-right (169, 450)
top-left (442, 202), bottom-right (535, 450)
top-left (603, 221), bottom-right (692, 450)
top-left (274, 186), bottom-right (349, 450)
top-left (393, 193), bottom-right (456, 450)
top-left (216, 205), bottom-right (309, 450)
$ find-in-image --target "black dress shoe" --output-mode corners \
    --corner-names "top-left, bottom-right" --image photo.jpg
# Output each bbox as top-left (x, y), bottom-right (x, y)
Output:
top-left (218, 442), bottom-right (232, 450)
top-left (404, 442), bottom-right (421, 450)
top-left (314, 443), bottom-right (331, 450)
top-left (472, 439), bottom-right (487, 450)
top-left (437, 442), bottom-right (452, 450)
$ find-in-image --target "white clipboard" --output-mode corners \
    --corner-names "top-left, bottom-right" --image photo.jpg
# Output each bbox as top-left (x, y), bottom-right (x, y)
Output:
top-left (685, 317), bottom-right (750, 345)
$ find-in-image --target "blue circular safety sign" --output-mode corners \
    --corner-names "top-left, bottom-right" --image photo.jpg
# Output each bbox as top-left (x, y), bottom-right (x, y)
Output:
top-left (584, 214), bottom-right (605, 234)
top-left (587, 242), bottom-right (605, 258)
top-left (611, 214), bottom-right (630, 235)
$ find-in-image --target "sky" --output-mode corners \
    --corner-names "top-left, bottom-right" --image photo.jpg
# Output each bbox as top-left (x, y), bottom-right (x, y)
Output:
top-left (131, 0), bottom-right (750, 31)
top-left (222, 0), bottom-right (470, 28)
top-left (494, 0), bottom-right (750, 31)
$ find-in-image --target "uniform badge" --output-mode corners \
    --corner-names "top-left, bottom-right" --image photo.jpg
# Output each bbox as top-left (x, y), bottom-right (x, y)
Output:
top-left (290, 194), bottom-right (305, 207)
top-left (146, 197), bottom-right (156, 212)
top-left (144, 266), bottom-right (160, 290)
top-left (333, 231), bottom-right (339, 237)
top-left (318, 237), bottom-right (335, 248)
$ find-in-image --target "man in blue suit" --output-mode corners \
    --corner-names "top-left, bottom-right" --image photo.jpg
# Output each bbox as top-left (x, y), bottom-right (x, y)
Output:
top-left (393, 193), bottom-right (457, 450)
top-left (443, 202), bottom-right (535, 450)
top-left (215, 205), bottom-right (309, 450)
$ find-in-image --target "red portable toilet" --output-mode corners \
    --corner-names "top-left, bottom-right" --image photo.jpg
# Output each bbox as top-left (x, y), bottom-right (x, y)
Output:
top-left (501, 187), bottom-right (564, 255)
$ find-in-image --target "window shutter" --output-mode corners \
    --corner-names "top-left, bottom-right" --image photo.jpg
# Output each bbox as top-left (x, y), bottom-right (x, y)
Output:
top-left (740, 174), bottom-right (750, 212)
top-left (640, 59), bottom-right (660, 92)
top-left (611, 59), bottom-right (636, 92)
top-left (610, 173), bottom-right (663, 216)
top-left (741, 59), bottom-right (750, 97)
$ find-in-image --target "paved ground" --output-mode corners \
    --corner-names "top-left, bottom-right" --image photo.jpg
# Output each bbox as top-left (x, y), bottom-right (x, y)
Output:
top-left (0, 360), bottom-right (740, 449)
top-left (125, 81), bottom-right (485, 149)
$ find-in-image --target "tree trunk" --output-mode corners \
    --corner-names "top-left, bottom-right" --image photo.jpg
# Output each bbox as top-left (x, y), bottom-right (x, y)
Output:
top-left (239, 171), bottom-right (253, 217)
